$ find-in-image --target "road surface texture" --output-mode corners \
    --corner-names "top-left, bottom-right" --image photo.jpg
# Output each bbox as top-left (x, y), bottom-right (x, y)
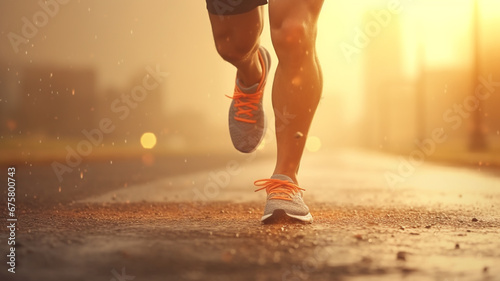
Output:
top-left (1, 149), bottom-right (499, 281)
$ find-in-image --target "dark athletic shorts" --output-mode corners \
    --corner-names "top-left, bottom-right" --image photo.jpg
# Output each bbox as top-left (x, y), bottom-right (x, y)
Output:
top-left (206, 0), bottom-right (268, 15)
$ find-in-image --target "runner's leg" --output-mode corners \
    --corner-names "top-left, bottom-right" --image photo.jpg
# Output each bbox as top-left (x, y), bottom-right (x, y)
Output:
top-left (268, 0), bottom-right (324, 184)
top-left (208, 7), bottom-right (264, 87)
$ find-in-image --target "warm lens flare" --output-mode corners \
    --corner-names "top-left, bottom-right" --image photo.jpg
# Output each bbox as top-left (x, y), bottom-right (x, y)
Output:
top-left (257, 139), bottom-right (266, 151)
top-left (140, 132), bottom-right (157, 149)
top-left (306, 136), bottom-right (322, 152)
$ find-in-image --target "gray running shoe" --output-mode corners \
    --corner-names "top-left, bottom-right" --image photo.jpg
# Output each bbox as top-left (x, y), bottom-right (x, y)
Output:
top-left (228, 46), bottom-right (271, 153)
top-left (254, 174), bottom-right (313, 223)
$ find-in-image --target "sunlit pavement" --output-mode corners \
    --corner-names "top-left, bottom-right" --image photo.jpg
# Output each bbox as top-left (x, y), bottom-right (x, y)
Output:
top-left (2, 149), bottom-right (500, 281)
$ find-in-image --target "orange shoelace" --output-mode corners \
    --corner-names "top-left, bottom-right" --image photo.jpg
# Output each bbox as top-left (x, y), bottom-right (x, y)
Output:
top-left (226, 49), bottom-right (266, 124)
top-left (227, 91), bottom-right (262, 123)
top-left (254, 178), bottom-right (305, 201)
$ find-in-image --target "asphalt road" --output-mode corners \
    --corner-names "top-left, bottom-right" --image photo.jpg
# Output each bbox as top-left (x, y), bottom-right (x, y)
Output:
top-left (1, 149), bottom-right (499, 281)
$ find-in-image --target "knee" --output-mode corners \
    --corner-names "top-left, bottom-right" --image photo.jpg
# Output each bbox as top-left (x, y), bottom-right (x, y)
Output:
top-left (213, 30), bottom-right (260, 65)
top-left (271, 19), bottom-right (315, 61)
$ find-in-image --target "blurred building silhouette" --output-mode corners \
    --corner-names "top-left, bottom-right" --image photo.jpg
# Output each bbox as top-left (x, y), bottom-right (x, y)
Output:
top-left (0, 61), bottom-right (21, 136)
top-left (480, 25), bottom-right (500, 145)
top-left (420, 68), bottom-right (472, 141)
top-left (1, 61), bottom-right (236, 152)
top-left (16, 65), bottom-right (98, 137)
top-left (104, 68), bottom-right (167, 140)
top-left (104, 68), bottom-right (211, 151)
top-left (360, 12), bottom-right (414, 151)
top-left (361, 6), bottom-right (500, 153)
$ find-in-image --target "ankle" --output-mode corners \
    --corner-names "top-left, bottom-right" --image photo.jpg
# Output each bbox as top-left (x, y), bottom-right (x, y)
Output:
top-left (272, 172), bottom-right (298, 184)
top-left (236, 51), bottom-right (262, 87)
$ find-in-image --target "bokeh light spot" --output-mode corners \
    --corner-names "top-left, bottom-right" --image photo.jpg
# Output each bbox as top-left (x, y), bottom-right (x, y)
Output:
top-left (256, 138), bottom-right (266, 151)
top-left (140, 132), bottom-right (157, 149)
top-left (306, 136), bottom-right (322, 152)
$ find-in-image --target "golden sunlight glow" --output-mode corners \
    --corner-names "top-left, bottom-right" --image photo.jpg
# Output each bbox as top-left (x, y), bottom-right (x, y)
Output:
top-left (306, 136), bottom-right (322, 153)
top-left (140, 132), bottom-right (157, 149)
top-left (311, 0), bottom-right (500, 147)
top-left (257, 138), bottom-right (266, 151)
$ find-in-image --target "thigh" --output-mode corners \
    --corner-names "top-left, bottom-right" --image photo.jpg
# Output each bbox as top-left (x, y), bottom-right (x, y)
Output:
top-left (206, 0), bottom-right (268, 16)
top-left (208, 6), bottom-right (264, 45)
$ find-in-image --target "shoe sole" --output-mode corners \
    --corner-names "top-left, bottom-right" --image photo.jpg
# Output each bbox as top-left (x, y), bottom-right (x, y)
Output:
top-left (261, 209), bottom-right (313, 224)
